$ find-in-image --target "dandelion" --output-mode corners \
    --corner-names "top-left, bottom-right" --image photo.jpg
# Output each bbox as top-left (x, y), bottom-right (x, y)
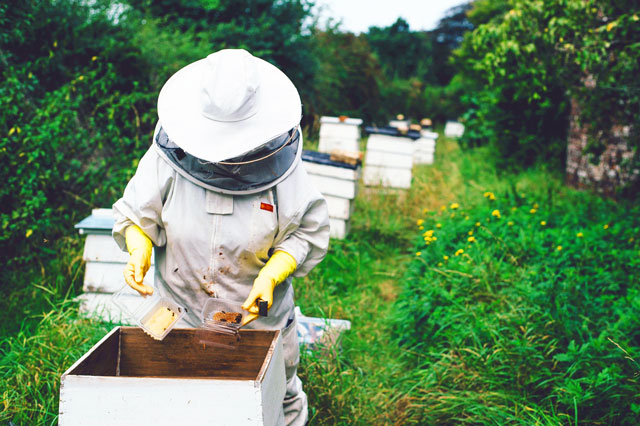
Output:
top-left (25, 229), bottom-right (33, 238)
top-left (91, 56), bottom-right (98, 61)
top-left (540, 221), bottom-right (546, 226)
top-left (441, 205), bottom-right (447, 211)
top-left (629, 237), bottom-right (635, 243)
top-left (603, 224), bottom-right (609, 230)
top-left (576, 232), bottom-right (583, 238)
top-left (483, 191), bottom-right (496, 200)
top-left (450, 203), bottom-right (459, 210)
top-left (508, 221), bottom-right (514, 226)
top-left (437, 262), bottom-right (443, 267)
top-left (556, 245), bottom-right (562, 251)
top-left (443, 255), bottom-right (449, 260)
top-left (491, 209), bottom-right (501, 219)
top-left (468, 230), bottom-right (473, 236)
top-left (533, 203), bottom-right (539, 209)
top-left (422, 208), bottom-right (429, 214)
top-left (423, 230), bottom-right (434, 237)
top-left (468, 236), bottom-right (476, 243)
top-left (455, 249), bottom-right (464, 256)
top-left (475, 222), bottom-right (481, 227)
top-left (8, 127), bottom-right (15, 136)
top-left (436, 223), bottom-right (442, 229)
top-left (450, 213), bottom-right (456, 218)
top-left (419, 225), bottom-right (424, 230)
top-left (606, 21), bottom-right (617, 31)
top-left (53, 41), bottom-right (58, 48)
top-left (416, 252), bottom-right (422, 256)
top-left (530, 208), bottom-right (537, 214)
top-left (78, 75), bottom-right (84, 81)
top-left (465, 216), bottom-right (470, 220)
top-left (511, 206), bottom-right (517, 211)
top-left (416, 219), bottom-right (424, 226)
top-left (432, 237), bottom-right (437, 241)
top-left (28, 72), bottom-right (33, 79)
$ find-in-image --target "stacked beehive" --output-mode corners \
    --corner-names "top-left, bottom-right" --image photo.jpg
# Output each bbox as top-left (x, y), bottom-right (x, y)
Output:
top-left (318, 116), bottom-right (362, 154)
top-left (414, 129), bottom-right (438, 165)
top-left (302, 150), bottom-right (360, 239)
top-left (74, 208), bottom-right (154, 322)
top-left (362, 127), bottom-right (419, 189)
top-left (444, 120), bottom-right (465, 138)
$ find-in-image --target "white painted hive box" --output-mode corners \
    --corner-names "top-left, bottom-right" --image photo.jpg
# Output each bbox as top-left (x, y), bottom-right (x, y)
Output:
top-left (444, 121), bottom-right (465, 138)
top-left (75, 209), bottom-right (154, 322)
top-left (363, 134), bottom-right (414, 189)
top-left (414, 131), bottom-right (438, 165)
top-left (302, 150), bottom-right (360, 239)
top-left (318, 116), bottom-right (362, 154)
top-left (59, 327), bottom-right (286, 426)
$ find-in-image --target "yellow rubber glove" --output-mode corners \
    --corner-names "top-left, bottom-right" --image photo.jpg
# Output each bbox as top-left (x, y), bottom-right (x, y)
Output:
top-left (124, 225), bottom-right (154, 296)
top-left (241, 251), bottom-right (297, 326)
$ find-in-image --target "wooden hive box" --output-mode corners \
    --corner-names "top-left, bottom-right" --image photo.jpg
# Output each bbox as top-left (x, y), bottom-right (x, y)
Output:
top-left (59, 327), bottom-right (286, 426)
top-left (318, 116), bottom-right (362, 154)
top-left (414, 130), bottom-right (438, 165)
top-left (444, 121), bottom-right (465, 138)
top-left (302, 150), bottom-right (360, 239)
top-left (75, 209), bottom-right (155, 322)
top-left (363, 132), bottom-right (416, 189)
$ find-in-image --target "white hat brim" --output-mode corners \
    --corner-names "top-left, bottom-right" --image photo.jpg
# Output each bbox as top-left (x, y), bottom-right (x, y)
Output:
top-left (157, 56), bottom-right (302, 163)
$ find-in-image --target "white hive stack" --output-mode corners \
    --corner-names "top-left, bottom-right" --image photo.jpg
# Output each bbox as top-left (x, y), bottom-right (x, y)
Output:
top-left (414, 130), bottom-right (438, 165)
top-left (74, 208), bottom-right (155, 322)
top-left (444, 121), bottom-right (465, 138)
top-left (362, 128), bottom-right (417, 189)
top-left (318, 116), bottom-right (362, 154)
top-left (302, 150), bottom-right (360, 239)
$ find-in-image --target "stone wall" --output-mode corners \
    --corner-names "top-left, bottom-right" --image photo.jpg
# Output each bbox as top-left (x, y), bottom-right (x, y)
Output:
top-left (565, 99), bottom-right (638, 196)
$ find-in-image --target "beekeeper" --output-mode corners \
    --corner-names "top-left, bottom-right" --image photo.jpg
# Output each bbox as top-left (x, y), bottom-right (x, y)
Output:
top-left (112, 48), bottom-right (330, 426)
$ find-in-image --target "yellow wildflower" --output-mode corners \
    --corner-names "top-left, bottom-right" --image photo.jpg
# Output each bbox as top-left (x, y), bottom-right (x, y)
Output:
top-left (530, 208), bottom-right (537, 214)
top-left (491, 209), bottom-right (501, 219)
top-left (416, 252), bottom-right (422, 256)
top-left (422, 208), bottom-right (429, 214)
top-left (91, 56), bottom-right (98, 61)
top-left (437, 262), bottom-right (443, 267)
top-left (436, 223), bottom-right (442, 229)
top-left (465, 216), bottom-right (470, 220)
top-left (53, 41), bottom-right (58, 48)
top-left (8, 127), bottom-right (15, 136)
top-left (576, 232), bottom-right (583, 238)
top-left (419, 225), bottom-right (424, 230)
top-left (16, 127), bottom-right (21, 134)
top-left (78, 75), bottom-right (84, 81)
top-left (441, 205), bottom-right (447, 211)
top-left (416, 219), bottom-right (424, 226)
top-left (28, 72), bottom-right (33, 79)
top-left (432, 237), bottom-right (437, 241)
top-left (443, 255), bottom-right (449, 260)
top-left (511, 206), bottom-right (517, 212)
top-left (603, 224), bottom-right (609, 230)
top-left (533, 203), bottom-right (539, 209)
top-left (468, 230), bottom-right (473, 236)
top-left (606, 21), bottom-right (617, 31)
top-left (475, 222), bottom-right (481, 227)
top-left (450, 203), bottom-right (459, 210)
top-left (25, 229), bottom-right (33, 238)
top-left (455, 249), bottom-right (464, 256)
top-left (629, 237), bottom-right (635, 243)
top-left (508, 221), bottom-right (514, 226)
top-left (556, 245), bottom-right (562, 251)
top-left (423, 230), bottom-right (434, 237)
top-left (468, 236), bottom-right (476, 243)
top-left (450, 213), bottom-right (456, 218)
top-left (633, 15), bottom-right (639, 21)
top-left (540, 221), bottom-right (546, 226)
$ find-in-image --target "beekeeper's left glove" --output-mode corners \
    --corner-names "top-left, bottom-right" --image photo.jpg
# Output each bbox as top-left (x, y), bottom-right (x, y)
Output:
top-left (124, 225), bottom-right (154, 296)
top-left (241, 251), bottom-right (297, 325)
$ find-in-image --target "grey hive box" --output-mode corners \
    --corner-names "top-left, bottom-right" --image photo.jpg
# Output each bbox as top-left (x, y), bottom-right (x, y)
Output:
top-left (59, 327), bottom-right (286, 426)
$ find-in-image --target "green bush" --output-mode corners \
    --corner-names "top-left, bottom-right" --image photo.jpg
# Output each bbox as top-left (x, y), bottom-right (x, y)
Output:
top-left (393, 188), bottom-right (640, 423)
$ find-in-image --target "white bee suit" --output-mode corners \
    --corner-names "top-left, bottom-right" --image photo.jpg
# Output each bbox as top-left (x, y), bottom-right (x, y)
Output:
top-left (112, 132), bottom-right (329, 426)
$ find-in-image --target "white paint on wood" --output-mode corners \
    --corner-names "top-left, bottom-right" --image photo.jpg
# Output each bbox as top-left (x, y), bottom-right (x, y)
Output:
top-left (388, 119), bottom-right (410, 129)
top-left (302, 161), bottom-right (360, 181)
top-left (83, 234), bottom-right (156, 264)
top-left (444, 121), bottom-right (465, 138)
top-left (307, 174), bottom-right (357, 200)
top-left (318, 138), bottom-right (359, 154)
top-left (83, 261), bottom-right (155, 293)
top-left (319, 125), bottom-right (360, 141)
top-left (318, 116), bottom-right (362, 154)
top-left (363, 166), bottom-right (412, 189)
top-left (365, 150), bottom-right (413, 169)
top-left (420, 130), bottom-right (439, 140)
top-left (366, 135), bottom-right (415, 155)
top-left (319, 116), bottom-right (363, 126)
top-left (329, 218), bottom-right (350, 239)
top-left (324, 195), bottom-right (354, 220)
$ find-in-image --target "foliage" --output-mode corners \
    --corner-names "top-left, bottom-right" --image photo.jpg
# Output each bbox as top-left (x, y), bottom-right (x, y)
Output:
top-left (394, 180), bottom-right (640, 423)
top-left (454, 0), bottom-right (640, 171)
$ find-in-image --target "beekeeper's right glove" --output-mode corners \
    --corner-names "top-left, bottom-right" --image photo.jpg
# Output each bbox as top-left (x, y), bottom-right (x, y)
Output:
top-left (124, 225), bottom-right (154, 296)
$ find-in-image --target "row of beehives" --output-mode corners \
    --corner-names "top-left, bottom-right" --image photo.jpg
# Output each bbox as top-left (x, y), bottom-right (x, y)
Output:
top-left (304, 116), bottom-right (439, 240)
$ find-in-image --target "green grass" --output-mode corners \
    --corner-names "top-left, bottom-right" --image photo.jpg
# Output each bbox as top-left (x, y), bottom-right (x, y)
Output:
top-left (2, 135), bottom-right (639, 425)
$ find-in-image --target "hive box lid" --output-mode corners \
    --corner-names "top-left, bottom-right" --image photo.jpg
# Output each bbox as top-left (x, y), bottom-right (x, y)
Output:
top-left (364, 125), bottom-right (421, 140)
top-left (59, 327), bottom-right (285, 425)
top-left (74, 208), bottom-right (116, 235)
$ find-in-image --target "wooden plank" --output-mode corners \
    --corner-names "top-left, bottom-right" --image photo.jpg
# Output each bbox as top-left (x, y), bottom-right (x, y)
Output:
top-left (62, 326), bottom-right (121, 378)
top-left (83, 261), bottom-right (155, 293)
top-left (366, 135), bottom-right (415, 155)
top-left (59, 376), bottom-right (269, 426)
top-left (302, 160), bottom-right (360, 181)
top-left (365, 150), bottom-right (413, 169)
top-left (118, 328), bottom-right (277, 379)
top-left (319, 116), bottom-right (363, 126)
top-left (307, 174), bottom-right (357, 199)
top-left (363, 166), bottom-right (412, 189)
top-left (259, 332), bottom-right (286, 426)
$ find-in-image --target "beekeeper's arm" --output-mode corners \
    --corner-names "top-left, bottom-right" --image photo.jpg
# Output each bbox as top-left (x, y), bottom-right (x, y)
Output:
top-left (241, 180), bottom-right (330, 324)
top-left (112, 145), bottom-right (173, 295)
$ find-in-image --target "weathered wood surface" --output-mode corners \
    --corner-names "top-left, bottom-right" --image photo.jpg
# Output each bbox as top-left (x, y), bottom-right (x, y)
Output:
top-left (59, 327), bottom-right (286, 426)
